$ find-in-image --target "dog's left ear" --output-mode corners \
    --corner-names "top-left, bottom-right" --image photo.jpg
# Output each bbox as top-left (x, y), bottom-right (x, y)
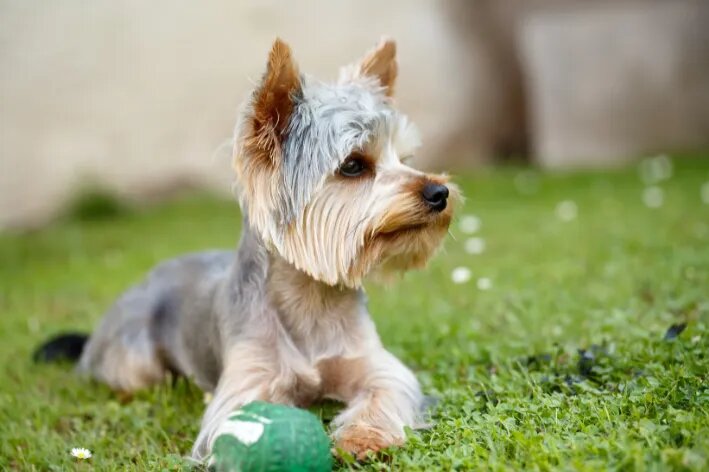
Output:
top-left (339, 37), bottom-right (397, 96)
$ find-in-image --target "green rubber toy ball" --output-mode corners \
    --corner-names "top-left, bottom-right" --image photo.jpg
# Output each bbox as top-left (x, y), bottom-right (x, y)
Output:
top-left (209, 401), bottom-right (333, 472)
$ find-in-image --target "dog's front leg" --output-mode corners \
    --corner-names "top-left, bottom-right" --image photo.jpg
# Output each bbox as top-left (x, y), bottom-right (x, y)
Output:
top-left (329, 349), bottom-right (423, 460)
top-left (190, 341), bottom-right (307, 461)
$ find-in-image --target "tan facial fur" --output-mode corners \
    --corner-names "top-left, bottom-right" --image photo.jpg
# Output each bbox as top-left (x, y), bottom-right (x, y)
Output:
top-left (234, 37), bottom-right (459, 287)
top-left (278, 132), bottom-right (460, 287)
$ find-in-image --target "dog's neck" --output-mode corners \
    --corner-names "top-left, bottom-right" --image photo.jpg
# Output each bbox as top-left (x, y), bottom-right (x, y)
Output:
top-left (266, 254), bottom-right (362, 329)
top-left (265, 252), bottom-right (366, 356)
top-left (232, 218), bottom-right (364, 353)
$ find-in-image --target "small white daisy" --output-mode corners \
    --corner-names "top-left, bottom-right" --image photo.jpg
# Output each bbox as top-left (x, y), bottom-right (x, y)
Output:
top-left (639, 154), bottom-right (672, 185)
top-left (464, 237), bottom-right (486, 255)
top-left (203, 391), bottom-right (214, 405)
top-left (71, 448), bottom-right (92, 460)
top-left (451, 267), bottom-right (472, 284)
top-left (476, 277), bottom-right (492, 290)
top-left (555, 200), bottom-right (577, 222)
top-left (655, 154), bottom-right (673, 180)
top-left (701, 181), bottom-right (709, 205)
top-left (458, 215), bottom-right (481, 234)
top-left (642, 186), bottom-right (664, 208)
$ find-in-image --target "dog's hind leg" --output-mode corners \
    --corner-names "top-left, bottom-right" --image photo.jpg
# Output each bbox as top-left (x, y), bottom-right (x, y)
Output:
top-left (76, 284), bottom-right (171, 394)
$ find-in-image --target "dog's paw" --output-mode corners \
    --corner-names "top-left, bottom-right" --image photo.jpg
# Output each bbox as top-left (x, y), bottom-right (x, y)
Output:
top-left (333, 425), bottom-right (402, 461)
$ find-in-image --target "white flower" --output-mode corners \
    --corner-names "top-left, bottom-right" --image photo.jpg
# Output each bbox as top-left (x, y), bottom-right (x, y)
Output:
top-left (203, 392), bottom-right (214, 405)
top-left (701, 181), bottom-right (709, 205)
top-left (476, 277), bottom-right (492, 290)
top-left (458, 215), bottom-right (481, 234)
top-left (643, 186), bottom-right (664, 208)
top-left (451, 267), bottom-right (472, 284)
top-left (464, 237), bottom-right (486, 255)
top-left (71, 448), bottom-right (92, 460)
top-left (555, 200), bottom-right (577, 221)
top-left (639, 154), bottom-right (672, 185)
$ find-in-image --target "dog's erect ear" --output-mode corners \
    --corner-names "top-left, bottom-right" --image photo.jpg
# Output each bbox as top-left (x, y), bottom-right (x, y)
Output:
top-left (248, 38), bottom-right (301, 163)
top-left (339, 37), bottom-right (397, 96)
top-left (236, 39), bottom-right (300, 246)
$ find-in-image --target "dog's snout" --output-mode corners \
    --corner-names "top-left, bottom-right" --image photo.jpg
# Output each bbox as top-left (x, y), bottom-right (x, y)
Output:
top-left (422, 183), bottom-right (449, 212)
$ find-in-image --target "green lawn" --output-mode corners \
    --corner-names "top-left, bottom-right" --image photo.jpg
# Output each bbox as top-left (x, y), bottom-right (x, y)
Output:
top-left (1, 156), bottom-right (708, 471)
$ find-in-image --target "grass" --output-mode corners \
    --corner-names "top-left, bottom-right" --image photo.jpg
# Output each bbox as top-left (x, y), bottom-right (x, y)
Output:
top-left (1, 155), bottom-right (708, 471)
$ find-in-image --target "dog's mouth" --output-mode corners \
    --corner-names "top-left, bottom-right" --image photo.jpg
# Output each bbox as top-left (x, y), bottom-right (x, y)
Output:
top-left (376, 212), bottom-right (452, 239)
top-left (347, 209), bottom-right (454, 286)
top-left (378, 222), bottom-right (428, 237)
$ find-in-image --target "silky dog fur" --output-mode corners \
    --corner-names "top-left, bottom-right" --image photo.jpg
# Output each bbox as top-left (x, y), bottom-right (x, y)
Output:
top-left (42, 37), bottom-right (459, 461)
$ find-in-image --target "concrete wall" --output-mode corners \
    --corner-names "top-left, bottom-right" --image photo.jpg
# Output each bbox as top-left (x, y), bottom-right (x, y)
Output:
top-left (520, 1), bottom-right (709, 167)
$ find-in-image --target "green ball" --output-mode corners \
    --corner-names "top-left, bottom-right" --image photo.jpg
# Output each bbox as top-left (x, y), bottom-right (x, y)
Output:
top-left (209, 401), bottom-right (333, 472)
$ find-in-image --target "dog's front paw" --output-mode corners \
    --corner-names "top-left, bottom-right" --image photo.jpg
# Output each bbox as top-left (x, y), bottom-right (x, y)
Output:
top-left (334, 425), bottom-right (402, 461)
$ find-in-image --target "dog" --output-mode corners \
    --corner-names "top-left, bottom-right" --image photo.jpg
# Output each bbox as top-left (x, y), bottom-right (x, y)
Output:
top-left (35, 37), bottom-right (458, 461)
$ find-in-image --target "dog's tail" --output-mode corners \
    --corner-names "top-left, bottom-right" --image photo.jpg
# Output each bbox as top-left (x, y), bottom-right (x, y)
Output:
top-left (33, 332), bottom-right (89, 363)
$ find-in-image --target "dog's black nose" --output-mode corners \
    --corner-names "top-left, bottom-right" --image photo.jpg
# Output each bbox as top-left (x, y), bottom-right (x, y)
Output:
top-left (422, 183), bottom-right (449, 212)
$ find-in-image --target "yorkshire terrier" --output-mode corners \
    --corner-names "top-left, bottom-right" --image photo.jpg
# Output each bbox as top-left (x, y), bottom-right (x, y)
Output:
top-left (36, 37), bottom-right (458, 461)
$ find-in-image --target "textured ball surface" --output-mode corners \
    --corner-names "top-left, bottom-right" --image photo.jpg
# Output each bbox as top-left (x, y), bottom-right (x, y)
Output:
top-left (209, 401), bottom-right (333, 472)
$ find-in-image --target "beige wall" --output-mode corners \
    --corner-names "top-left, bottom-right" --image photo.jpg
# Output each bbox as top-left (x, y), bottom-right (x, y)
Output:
top-left (521, 1), bottom-right (709, 167)
top-left (0, 1), bottom-right (476, 228)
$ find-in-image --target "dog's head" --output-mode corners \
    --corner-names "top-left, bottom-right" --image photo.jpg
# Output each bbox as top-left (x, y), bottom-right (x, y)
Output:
top-left (234, 38), bottom-right (459, 287)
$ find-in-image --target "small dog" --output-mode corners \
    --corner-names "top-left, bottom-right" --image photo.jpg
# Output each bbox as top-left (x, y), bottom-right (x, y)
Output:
top-left (36, 37), bottom-right (458, 461)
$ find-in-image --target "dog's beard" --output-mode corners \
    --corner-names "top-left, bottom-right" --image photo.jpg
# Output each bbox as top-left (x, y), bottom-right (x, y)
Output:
top-left (350, 209), bottom-right (452, 285)
top-left (271, 178), bottom-right (458, 287)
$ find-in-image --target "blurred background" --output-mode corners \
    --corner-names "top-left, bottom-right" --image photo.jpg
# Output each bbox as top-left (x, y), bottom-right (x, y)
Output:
top-left (1, 0), bottom-right (708, 229)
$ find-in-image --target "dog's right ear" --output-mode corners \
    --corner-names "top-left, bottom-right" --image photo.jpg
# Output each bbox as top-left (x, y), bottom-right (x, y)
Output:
top-left (236, 39), bottom-right (300, 244)
top-left (247, 38), bottom-right (301, 165)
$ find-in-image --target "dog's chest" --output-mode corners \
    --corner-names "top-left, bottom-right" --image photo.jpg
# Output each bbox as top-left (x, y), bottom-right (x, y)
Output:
top-left (265, 260), bottom-right (374, 402)
top-left (284, 307), bottom-right (377, 405)
top-left (268, 276), bottom-right (366, 357)
top-left (287, 354), bottom-right (369, 406)
top-left (281, 300), bottom-right (367, 362)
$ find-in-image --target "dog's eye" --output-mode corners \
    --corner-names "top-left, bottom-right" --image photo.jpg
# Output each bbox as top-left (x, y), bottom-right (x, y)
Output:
top-left (339, 156), bottom-right (367, 177)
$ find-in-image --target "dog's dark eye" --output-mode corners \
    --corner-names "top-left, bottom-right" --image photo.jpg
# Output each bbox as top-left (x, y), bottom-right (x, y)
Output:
top-left (339, 156), bottom-right (367, 177)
